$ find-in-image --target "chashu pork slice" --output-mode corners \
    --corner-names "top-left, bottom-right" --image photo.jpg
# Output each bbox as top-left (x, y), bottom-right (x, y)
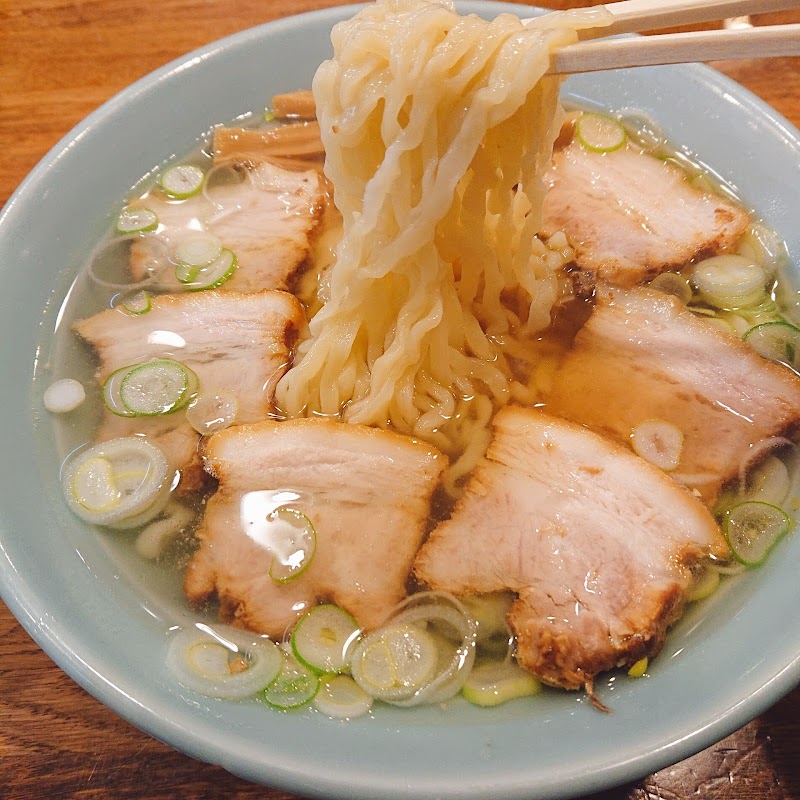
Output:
top-left (184, 419), bottom-right (447, 636)
top-left (74, 290), bottom-right (302, 490)
top-left (414, 406), bottom-right (725, 694)
top-left (541, 139), bottom-right (749, 286)
top-left (130, 160), bottom-right (324, 292)
top-left (543, 286), bottom-right (800, 505)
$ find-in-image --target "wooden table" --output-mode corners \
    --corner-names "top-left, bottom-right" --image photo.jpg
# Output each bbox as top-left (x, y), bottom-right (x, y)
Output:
top-left (2, 1), bottom-right (800, 797)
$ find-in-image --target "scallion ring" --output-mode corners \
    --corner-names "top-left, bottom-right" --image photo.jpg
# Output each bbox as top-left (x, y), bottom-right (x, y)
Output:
top-left (43, 378), bottom-right (86, 413)
top-left (261, 649), bottom-right (320, 710)
top-left (117, 289), bottom-right (152, 316)
top-left (350, 623), bottom-right (439, 702)
top-left (724, 500), bottom-right (791, 567)
top-left (290, 604), bottom-right (361, 675)
top-left (744, 321), bottom-right (800, 371)
top-left (691, 255), bottom-right (767, 310)
top-left (266, 508), bottom-right (317, 584)
top-left (174, 232), bottom-right (223, 270)
top-left (185, 390), bottom-right (238, 435)
top-left (103, 359), bottom-right (199, 417)
top-left (184, 249), bottom-right (238, 292)
top-left (88, 235), bottom-right (171, 292)
top-left (631, 419), bottom-right (683, 472)
top-left (575, 112), bottom-right (627, 153)
top-left (167, 624), bottom-right (282, 700)
top-left (116, 206), bottom-right (158, 234)
top-left (313, 674), bottom-right (373, 719)
top-left (350, 591), bottom-right (477, 707)
top-left (462, 659), bottom-right (541, 707)
top-left (60, 437), bottom-right (173, 529)
top-left (159, 164), bottom-right (205, 199)
top-left (649, 272), bottom-right (692, 304)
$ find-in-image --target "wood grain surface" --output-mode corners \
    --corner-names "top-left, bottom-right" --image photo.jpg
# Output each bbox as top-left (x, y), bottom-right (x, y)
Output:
top-left (2, 1), bottom-right (800, 798)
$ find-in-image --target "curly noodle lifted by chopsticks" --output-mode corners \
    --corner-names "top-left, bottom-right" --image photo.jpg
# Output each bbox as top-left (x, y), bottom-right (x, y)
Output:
top-left (276, 0), bottom-right (605, 491)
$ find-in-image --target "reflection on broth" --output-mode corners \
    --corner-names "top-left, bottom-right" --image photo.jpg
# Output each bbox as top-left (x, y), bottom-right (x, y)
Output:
top-left (46, 0), bottom-right (800, 717)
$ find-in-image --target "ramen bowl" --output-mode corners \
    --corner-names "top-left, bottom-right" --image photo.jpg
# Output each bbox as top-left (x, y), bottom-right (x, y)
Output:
top-left (1, 3), bottom-right (800, 798)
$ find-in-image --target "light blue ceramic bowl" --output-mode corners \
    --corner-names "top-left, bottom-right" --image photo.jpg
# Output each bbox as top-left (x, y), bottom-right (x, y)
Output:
top-left (1, 3), bottom-right (800, 798)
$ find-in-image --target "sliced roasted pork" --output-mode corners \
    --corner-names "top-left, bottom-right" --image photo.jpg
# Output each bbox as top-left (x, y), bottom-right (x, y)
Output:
top-left (414, 406), bottom-right (725, 694)
top-left (130, 160), bottom-right (324, 292)
top-left (541, 139), bottom-right (749, 286)
top-left (184, 419), bottom-right (446, 635)
top-left (544, 286), bottom-right (800, 505)
top-left (74, 290), bottom-right (302, 488)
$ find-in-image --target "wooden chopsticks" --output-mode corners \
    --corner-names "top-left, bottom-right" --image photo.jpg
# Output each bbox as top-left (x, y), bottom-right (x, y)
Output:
top-left (551, 23), bottom-right (800, 74)
top-left (528, 0), bottom-right (800, 74)
top-left (575, 0), bottom-right (799, 38)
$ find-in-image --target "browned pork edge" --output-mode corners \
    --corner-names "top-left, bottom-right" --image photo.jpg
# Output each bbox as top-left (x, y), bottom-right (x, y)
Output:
top-left (544, 286), bottom-right (800, 506)
top-left (542, 135), bottom-right (750, 287)
top-left (414, 406), bottom-right (726, 702)
top-left (74, 289), bottom-right (303, 492)
top-left (185, 418), bottom-right (447, 636)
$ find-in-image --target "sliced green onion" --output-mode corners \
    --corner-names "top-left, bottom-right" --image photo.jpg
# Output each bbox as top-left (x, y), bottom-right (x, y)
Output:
top-left (266, 508), bottom-right (316, 583)
top-left (350, 593), bottom-right (477, 707)
top-left (724, 500), bottom-right (791, 567)
top-left (739, 298), bottom-right (783, 327)
top-left (462, 660), bottom-right (542, 707)
top-left (116, 206), bottom-right (158, 234)
top-left (102, 359), bottom-right (198, 417)
top-left (186, 390), bottom-right (238, 435)
top-left (314, 674), bottom-right (373, 719)
top-left (737, 222), bottom-right (785, 274)
top-left (203, 164), bottom-right (250, 216)
top-left (135, 501), bottom-right (195, 560)
top-left (174, 232), bottom-right (223, 269)
top-left (691, 255), bottom-right (767, 310)
top-left (119, 359), bottom-right (198, 416)
top-left (262, 650), bottom-right (320, 710)
top-left (291, 604), bottom-right (361, 674)
top-left (175, 261), bottom-right (199, 284)
top-left (102, 366), bottom-right (137, 417)
top-left (43, 378), bottom-right (86, 413)
top-left (743, 454), bottom-right (791, 507)
top-left (627, 657), bottom-right (648, 678)
top-left (159, 164), bottom-right (205, 199)
top-left (186, 249), bottom-right (238, 292)
top-left (118, 289), bottom-right (152, 316)
top-left (167, 624), bottom-right (282, 700)
top-left (71, 456), bottom-right (121, 512)
top-left (737, 437), bottom-right (794, 501)
top-left (744, 321), bottom-right (800, 371)
top-left (649, 272), bottom-right (692, 304)
top-left (88, 235), bottom-right (170, 292)
top-left (631, 419), bottom-right (683, 471)
top-left (461, 593), bottom-right (512, 646)
top-left (686, 566), bottom-right (721, 602)
top-left (61, 437), bottom-right (172, 529)
top-left (387, 599), bottom-right (477, 706)
top-left (576, 112), bottom-right (627, 153)
top-left (350, 623), bottom-right (439, 700)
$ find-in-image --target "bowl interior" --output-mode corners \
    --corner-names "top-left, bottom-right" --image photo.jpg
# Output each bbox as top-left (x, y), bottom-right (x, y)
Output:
top-left (2, 3), bottom-right (800, 799)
